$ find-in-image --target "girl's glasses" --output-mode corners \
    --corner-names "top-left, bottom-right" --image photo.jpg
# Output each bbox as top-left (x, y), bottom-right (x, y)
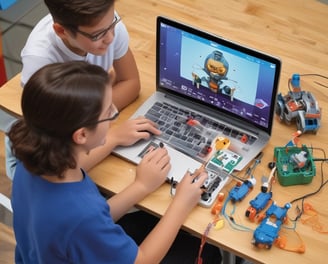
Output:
top-left (96, 104), bottom-right (119, 123)
top-left (87, 104), bottom-right (119, 127)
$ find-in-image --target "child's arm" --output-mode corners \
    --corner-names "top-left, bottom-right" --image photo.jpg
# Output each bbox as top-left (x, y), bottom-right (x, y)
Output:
top-left (108, 146), bottom-right (206, 263)
top-left (135, 170), bottom-right (207, 264)
top-left (107, 147), bottom-right (171, 221)
top-left (112, 48), bottom-right (140, 110)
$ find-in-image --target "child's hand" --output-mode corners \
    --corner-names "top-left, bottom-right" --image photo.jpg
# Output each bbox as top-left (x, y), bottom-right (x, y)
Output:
top-left (110, 116), bottom-right (161, 147)
top-left (135, 146), bottom-right (171, 193)
top-left (173, 169), bottom-right (208, 211)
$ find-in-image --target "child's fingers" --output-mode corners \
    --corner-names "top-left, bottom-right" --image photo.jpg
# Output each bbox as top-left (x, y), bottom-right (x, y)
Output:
top-left (191, 171), bottom-right (208, 187)
top-left (192, 164), bottom-right (206, 177)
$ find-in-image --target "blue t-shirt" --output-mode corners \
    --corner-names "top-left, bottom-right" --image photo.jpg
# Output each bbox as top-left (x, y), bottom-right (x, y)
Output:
top-left (12, 162), bottom-right (138, 264)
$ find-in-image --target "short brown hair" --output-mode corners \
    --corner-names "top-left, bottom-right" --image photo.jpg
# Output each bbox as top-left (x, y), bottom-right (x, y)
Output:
top-left (44, 0), bottom-right (115, 29)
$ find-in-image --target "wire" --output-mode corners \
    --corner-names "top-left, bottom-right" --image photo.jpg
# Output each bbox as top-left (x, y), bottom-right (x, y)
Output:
top-left (288, 73), bottom-right (328, 91)
top-left (196, 222), bottom-right (214, 264)
top-left (290, 164), bottom-right (327, 206)
top-left (289, 147), bottom-right (328, 220)
top-left (313, 158), bottom-right (328, 162)
top-left (300, 73), bottom-right (328, 81)
top-left (229, 172), bottom-right (246, 182)
top-left (221, 196), bottom-right (253, 232)
top-left (313, 81), bottom-right (328, 88)
top-left (300, 73), bottom-right (328, 88)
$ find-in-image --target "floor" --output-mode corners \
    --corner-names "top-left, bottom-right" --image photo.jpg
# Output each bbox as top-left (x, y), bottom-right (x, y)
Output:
top-left (1, 0), bottom-right (48, 80)
top-left (0, 131), bottom-right (11, 209)
top-left (0, 131), bottom-right (15, 263)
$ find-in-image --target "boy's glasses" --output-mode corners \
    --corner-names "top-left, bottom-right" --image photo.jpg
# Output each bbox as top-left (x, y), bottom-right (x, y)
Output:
top-left (75, 15), bottom-right (121, 41)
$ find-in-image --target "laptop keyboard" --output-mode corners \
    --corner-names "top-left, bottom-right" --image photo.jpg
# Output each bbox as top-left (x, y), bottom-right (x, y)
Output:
top-left (145, 101), bottom-right (257, 162)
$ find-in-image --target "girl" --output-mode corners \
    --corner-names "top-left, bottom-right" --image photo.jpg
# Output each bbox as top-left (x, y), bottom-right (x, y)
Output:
top-left (8, 61), bottom-right (221, 263)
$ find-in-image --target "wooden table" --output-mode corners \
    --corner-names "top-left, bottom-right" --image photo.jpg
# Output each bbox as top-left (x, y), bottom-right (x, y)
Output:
top-left (1, 1), bottom-right (327, 263)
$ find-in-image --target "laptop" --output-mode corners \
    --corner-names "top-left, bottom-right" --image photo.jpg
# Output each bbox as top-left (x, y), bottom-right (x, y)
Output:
top-left (114, 16), bottom-right (281, 206)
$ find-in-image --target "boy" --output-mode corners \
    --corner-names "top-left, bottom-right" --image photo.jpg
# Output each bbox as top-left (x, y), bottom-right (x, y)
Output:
top-left (8, 61), bottom-right (221, 263)
top-left (21, 0), bottom-right (138, 110)
top-left (6, 0), bottom-right (159, 178)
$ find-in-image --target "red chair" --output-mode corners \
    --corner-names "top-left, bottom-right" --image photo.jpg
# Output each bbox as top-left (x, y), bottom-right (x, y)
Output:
top-left (0, 33), bottom-right (7, 86)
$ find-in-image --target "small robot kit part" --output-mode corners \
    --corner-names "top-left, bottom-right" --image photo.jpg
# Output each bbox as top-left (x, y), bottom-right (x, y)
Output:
top-left (199, 149), bottom-right (242, 206)
top-left (275, 73), bottom-right (321, 133)
top-left (252, 203), bottom-right (291, 249)
top-left (274, 145), bottom-right (315, 186)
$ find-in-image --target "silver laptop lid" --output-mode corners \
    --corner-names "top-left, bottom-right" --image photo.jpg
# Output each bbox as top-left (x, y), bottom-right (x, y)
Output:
top-left (156, 16), bottom-right (281, 136)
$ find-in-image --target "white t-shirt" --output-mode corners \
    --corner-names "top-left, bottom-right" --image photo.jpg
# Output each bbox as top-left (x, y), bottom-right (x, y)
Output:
top-left (21, 13), bottom-right (129, 86)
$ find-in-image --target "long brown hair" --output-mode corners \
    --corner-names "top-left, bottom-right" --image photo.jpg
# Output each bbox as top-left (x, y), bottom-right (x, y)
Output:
top-left (8, 61), bottom-right (110, 178)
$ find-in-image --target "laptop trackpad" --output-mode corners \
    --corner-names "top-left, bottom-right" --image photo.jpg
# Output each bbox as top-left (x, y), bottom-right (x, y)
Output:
top-left (137, 140), bottom-right (202, 182)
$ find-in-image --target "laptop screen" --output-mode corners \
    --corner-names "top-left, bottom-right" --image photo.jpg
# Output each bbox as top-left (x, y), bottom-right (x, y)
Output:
top-left (156, 16), bottom-right (281, 135)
